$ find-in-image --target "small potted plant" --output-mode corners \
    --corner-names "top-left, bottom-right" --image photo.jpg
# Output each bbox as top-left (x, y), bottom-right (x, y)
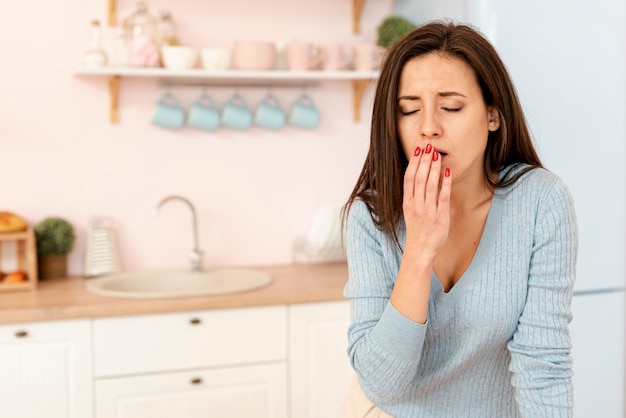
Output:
top-left (35, 217), bottom-right (75, 279)
top-left (377, 16), bottom-right (416, 49)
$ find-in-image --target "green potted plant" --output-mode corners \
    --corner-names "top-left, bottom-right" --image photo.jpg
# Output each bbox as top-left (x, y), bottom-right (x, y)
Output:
top-left (35, 217), bottom-right (75, 279)
top-left (377, 16), bottom-right (416, 49)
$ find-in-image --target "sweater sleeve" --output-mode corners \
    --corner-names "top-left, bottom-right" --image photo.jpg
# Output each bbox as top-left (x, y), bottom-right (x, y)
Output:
top-left (343, 200), bottom-right (427, 404)
top-left (507, 178), bottom-right (578, 417)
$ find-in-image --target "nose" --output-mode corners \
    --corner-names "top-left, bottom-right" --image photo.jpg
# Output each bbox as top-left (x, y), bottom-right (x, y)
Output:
top-left (420, 108), bottom-right (442, 139)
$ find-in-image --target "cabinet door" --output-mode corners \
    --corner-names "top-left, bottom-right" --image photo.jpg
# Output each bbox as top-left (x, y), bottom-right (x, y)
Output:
top-left (95, 363), bottom-right (287, 418)
top-left (570, 291), bottom-right (625, 418)
top-left (289, 301), bottom-right (353, 418)
top-left (93, 305), bottom-right (287, 377)
top-left (0, 319), bottom-right (93, 418)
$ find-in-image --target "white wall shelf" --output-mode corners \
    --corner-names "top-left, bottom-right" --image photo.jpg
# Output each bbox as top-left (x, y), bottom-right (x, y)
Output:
top-left (75, 68), bottom-right (379, 124)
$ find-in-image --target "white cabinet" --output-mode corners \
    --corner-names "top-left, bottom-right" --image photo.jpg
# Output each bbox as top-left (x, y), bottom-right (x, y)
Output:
top-left (93, 305), bottom-right (287, 377)
top-left (289, 301), bottom-right (352, 418)
top-left (93, 305), bottom-right (288, 418)
top-left (95, 363), bottom-right (287, 418)
top-left (0, 319), bottom-right (93, 418)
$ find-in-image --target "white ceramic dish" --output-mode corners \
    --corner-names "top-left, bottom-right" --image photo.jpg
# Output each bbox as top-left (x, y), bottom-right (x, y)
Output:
top-left (161, 46), bottom-right (198, 70)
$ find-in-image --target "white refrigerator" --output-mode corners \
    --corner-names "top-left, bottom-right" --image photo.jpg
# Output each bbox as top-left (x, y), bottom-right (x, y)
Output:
top-left (394, 0), bottom-right (626, 416)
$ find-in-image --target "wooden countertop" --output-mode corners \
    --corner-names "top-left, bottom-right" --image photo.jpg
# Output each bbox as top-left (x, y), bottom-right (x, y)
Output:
top-left (0, 262), bottom-right (349, 324)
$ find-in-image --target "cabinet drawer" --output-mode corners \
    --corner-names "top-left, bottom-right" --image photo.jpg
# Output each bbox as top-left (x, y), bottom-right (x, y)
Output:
top-left (95, 362), bottom-right (287, 418)
top-left (93, 305), bottom-right (287, 377)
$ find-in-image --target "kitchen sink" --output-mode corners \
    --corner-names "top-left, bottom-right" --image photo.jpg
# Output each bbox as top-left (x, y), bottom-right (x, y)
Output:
top-left (85, 268), bottom-right (273, 299)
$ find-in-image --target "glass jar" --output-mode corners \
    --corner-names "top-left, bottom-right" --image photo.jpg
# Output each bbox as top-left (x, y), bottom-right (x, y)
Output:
top-left (123, 2), bottom-right (159, 67)
top-left (83, 20), bottom-right (108, 68)
top-left (157, 10), bottom-right (180, 48)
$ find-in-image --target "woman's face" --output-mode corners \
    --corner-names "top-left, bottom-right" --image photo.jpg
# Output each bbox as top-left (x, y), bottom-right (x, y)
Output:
top-left (397, 53), bottom-right (500, 185)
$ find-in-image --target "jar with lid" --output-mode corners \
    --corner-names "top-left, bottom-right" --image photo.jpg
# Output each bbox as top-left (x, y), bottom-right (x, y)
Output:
top-left (157, 10), bottom-right (180, 48)
top-left (123, 2), bottom-right (159, 67)
top-left (83, 20), bottom-right (108, 68)
top-left (156, 10), bottom-right (180, 67)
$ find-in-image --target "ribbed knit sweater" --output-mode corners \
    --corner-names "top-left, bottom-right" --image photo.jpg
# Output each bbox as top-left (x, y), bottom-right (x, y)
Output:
top-left (344, 166), bottom-right (578, 417)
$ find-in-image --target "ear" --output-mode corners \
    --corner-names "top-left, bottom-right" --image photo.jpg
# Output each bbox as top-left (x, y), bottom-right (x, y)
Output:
top-left (488, 107), bottom-right (501, 132)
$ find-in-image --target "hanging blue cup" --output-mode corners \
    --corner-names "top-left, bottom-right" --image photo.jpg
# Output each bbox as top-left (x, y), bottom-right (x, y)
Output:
top-left (289, 94), bottom-right (321, 130)
top-left (221, 93), bottom-right (253, 131)
top-left (152, 92), bottom-right (186, 130)
top-left (187, 93), bottom-right (221, 132)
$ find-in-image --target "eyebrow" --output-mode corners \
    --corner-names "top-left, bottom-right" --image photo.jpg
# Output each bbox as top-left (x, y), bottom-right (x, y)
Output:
top-left (398, 92), bottom-right (467, 100)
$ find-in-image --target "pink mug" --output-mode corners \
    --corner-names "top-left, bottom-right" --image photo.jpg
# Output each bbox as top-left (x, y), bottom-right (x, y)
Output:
top-left (286, 42), bottom-right (321, 71)
top-left (321, 44), bottom-right (351, 71)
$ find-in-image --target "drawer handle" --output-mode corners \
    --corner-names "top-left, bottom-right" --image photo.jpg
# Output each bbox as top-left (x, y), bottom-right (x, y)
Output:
top-left (189, 318), bottom-right (202, 325)
top-left (15, 330), bottom-right (28, 338)
top-left (191, 377), bottom-right (203, 385)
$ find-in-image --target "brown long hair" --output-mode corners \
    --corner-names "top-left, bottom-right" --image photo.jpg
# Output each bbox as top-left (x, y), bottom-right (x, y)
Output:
top-left (344, 20), bottom-right (542, 240)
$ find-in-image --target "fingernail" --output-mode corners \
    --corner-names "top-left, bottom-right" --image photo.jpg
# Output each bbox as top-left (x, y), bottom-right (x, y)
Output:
top-left (445, 168), bottom-right (451, 177)
top-left (425, 144), bottom-right (432, 154)
top-left (414, 147), bottom-right (421, 156)
top-left (433, 151), bottom-right (439, 161)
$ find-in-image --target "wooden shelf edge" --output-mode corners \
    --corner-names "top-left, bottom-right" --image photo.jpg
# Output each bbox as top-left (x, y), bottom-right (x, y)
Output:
top-left (0, 230), bottom-right (30, 241)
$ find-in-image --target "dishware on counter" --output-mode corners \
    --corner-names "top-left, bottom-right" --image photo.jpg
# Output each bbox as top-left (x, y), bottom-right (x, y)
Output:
top-left (161, 45), bottom-right (197, 70)
top-left (232, 41), bottom-right (276, 70)
top-left (221, 93), bottom-right (253, 130)
top-left (187, 93), bottom-right (221, 131)
top-left (285, 42), bottom-right (321, 71)
top-left (353, 43), bottom-right (385, 72)
top-left (152, 92), bottom-right (186, 130)
top-left (289, 93), bottom-right (321, 130)
top-left (84, 218), bottom-right (120, 278)
top-left (200, 48), bottom-right (231, 71)
top-left (254, 93), bottom-right (286, 130)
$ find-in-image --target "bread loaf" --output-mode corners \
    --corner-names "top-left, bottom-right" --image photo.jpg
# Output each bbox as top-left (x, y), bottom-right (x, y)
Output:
top-left (5, 270), bottom-right (27, 283)
top-left (0, 212), bottom-right (28, 232)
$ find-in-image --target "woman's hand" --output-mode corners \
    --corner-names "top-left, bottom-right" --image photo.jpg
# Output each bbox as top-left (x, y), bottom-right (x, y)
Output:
top-left (402, 144), bottom-right (452, 262)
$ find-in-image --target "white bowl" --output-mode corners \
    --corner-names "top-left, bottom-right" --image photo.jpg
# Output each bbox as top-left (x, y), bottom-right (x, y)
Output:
top-left (161, 46), bottom-right (197, 70)
top-left (200, 48), bottom-right (231, 71)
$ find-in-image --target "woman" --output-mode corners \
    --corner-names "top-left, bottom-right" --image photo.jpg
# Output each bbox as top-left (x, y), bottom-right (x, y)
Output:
top-left (341, 21), bottom-right (577, 417)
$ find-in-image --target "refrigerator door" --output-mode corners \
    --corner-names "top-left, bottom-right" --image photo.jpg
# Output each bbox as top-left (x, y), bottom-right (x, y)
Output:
top-left (464, 0), bottom-right (626, 292)
top-left (571, 291), bottom-right (625, 417)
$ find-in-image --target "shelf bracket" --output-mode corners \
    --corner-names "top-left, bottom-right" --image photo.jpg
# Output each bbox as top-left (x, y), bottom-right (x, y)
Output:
top-left (109, 76), bottom-right (120, 124)
top-left (107, 0), bottom-right (117, 26)
top-left (352, 80), bottom-right (370, 122)
top-left (353, 0), bottom-right (366, 33)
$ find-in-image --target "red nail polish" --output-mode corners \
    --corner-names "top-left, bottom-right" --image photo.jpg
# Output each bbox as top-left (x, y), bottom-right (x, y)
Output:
top-left (433, 151), bottom-right (439, 161)
top-left (445, 168), bottom-right (450, 177)
top-left (414, 147), bottom-right (421, 156)
top-left (425, 144), bottom-right (432, 154)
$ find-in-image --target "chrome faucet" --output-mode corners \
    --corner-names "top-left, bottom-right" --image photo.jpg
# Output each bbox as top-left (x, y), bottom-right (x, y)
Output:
top-left (154, 195), bottom-right (204, 272)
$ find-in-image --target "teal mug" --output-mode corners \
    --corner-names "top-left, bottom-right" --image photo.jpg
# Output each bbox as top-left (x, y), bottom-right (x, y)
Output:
top-left (187, 93), bottom-right (221, 132)
top-left (222, 93), bottom-right (253, 131)
top-left (152, 92), bottom-right (186, 130)
top-left (289, 94), bottom-right (321, 130)
top-left (255, 94), bottom-right (286, 130)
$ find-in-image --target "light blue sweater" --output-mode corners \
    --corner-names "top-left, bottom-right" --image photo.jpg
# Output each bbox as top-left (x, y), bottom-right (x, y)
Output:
top-left (344, 166), bottom-right (578, 417)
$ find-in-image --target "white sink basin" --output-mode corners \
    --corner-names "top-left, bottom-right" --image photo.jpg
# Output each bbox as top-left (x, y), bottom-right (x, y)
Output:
top-left (86, 268), bottom-right (273, 299)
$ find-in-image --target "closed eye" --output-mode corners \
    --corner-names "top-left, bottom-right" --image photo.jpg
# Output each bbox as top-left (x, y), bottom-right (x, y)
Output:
top-left (400, 109), bottom-right (419, 116)
top-left (442, 107), bottom-right (462, 112)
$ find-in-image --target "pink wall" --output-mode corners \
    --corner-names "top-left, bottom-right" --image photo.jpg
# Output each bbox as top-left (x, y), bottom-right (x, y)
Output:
top-left (1, 0), bottom-right (393, 275)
